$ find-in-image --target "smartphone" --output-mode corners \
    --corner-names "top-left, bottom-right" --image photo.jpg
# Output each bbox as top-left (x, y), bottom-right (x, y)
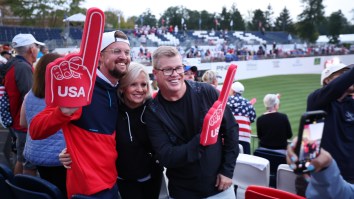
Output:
top-left (294, 110), bottom-right (326, 174)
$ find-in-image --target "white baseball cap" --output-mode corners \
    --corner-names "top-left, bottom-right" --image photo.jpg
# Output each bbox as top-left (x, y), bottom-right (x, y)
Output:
top-left (231, 82), bottom-right (244, 94)
top-left (100, 30), bottom-right (130, 51)
top-left (320, 62), bottom-right (352, 85)
top-left (12, 34), bottom-right (45, 48)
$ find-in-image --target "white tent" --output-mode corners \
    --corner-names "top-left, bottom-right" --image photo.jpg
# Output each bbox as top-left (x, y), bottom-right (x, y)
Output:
top-left (63, 13), bottom-right (86, 22)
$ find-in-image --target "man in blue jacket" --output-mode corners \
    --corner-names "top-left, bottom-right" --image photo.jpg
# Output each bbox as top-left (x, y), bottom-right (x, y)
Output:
top-left (145, 46), bottom-right (239, 198)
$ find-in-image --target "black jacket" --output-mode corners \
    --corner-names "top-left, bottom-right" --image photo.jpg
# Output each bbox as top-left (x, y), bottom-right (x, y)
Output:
top-left (116, 99), bottom-right (162, 181)
top-left (307, 67), bottom-right (354, 182)
top-left (145, 80), bottom-right (239, 198)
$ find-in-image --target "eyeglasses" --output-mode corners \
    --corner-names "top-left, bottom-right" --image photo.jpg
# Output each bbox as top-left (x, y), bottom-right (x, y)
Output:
top-left (156, 66), bottom-right (184, 76)
top-left (102, 48), bottom-right (130, 56)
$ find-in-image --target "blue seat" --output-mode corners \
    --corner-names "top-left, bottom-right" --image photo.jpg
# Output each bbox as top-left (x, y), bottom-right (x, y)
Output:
top-left (0, 163), bottom-right (14, 199)
top-left (6, 174), bottom-right (65, 199)
top-left (253, 148), bottom-right (286, 187)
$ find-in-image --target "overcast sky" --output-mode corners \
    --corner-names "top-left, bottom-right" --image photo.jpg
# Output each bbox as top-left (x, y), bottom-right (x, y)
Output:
top-left (82, 0), bottom-right (353, 23)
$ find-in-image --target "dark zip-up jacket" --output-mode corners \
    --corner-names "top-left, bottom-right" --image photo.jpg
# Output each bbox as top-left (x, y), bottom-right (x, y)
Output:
top-left (307, 67), bottom-right (354, 182)
top-left (145, 80), bottom-right (239, 198)
top-left (116, 99), bottom-right (162, 181)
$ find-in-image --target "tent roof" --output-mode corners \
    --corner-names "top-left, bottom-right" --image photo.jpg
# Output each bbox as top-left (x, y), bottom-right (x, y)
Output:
top-left (63, 13), bottom-right (86, 22)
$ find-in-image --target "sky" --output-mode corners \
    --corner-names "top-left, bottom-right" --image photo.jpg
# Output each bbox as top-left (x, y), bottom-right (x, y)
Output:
top-left (82, 0), bottom-right (353, 23)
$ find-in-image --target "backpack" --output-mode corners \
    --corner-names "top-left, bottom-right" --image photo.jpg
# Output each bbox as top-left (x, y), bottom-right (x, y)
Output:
top-left (0, 59), bottom-right (16, 128)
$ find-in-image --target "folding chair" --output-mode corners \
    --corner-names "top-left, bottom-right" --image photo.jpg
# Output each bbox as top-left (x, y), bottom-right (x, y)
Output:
top-left (245, 185), bottom-right (305, 199)
top-left (6, 174), bottom-right (65, 199)
top-left (253, 148), bottom-right (286, 187)
top-left (0, 163), bottom-right (14, 199)
top-left (233, 154), bottom-right (270, 199)
top-left (276, 164), bottom-right (297, 194)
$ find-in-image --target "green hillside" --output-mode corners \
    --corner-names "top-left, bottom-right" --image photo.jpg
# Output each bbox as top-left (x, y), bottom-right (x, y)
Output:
top-left (238, 74), bottom-right (321, 141)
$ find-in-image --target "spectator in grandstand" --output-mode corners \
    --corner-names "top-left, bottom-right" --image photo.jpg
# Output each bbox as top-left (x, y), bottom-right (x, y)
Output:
top-left (60, 62), bottom-right (163, 199)
top-left (6, 33), bottom-right (44, 176)
top-left (227, 82), bottom-right (256, 154)
top-left (183, 64), bottom-right (198, 81)
top-left (287, 143), bottom-right (354, 199)
top-left (30, 30), bottom-right (130, 198)
top-left (19, 53), bottom-right (67, 197)
top-left (256, 93), bottom-right (292, 155)
top-left (307, 60), bottom-right (354, 183)
top-left (201, 69), bottom-right (220, 90)
top-left (144, 46), bottom-right (239, 198)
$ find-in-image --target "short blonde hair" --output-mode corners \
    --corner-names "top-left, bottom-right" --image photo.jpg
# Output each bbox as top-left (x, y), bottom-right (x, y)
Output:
top-left (118, 62), bottom-right (152, 100)
top-left (263, 94), bottom-right (280, 109)
top-left (152, 46), bottom-right (180, 69)
top-left (202, 70), bottom-right (218, 84)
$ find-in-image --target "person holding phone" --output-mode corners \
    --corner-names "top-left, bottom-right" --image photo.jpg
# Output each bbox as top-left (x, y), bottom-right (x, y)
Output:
top-left (287, 144), bottom-right (354, 199)
top-left (307, 60), bottom-right (354, 183)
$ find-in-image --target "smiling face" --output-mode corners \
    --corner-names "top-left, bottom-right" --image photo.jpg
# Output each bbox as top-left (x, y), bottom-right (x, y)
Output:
top-left (153, 55), bottom-right (186, 101)
top-left (100, 41), bottom-right (131, 83)
top-left (122, 72), bottom-right (148, 109)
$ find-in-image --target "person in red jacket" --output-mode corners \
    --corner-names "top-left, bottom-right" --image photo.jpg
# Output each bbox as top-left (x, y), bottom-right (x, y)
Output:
top-left (6, 33), bottom-right (44, 175)
top-left (30, 30), bottom-right (130, 198)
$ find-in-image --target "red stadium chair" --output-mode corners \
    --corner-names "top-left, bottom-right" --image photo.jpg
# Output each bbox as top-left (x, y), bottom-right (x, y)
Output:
top-left (245, 185), bottom-right (305, 199)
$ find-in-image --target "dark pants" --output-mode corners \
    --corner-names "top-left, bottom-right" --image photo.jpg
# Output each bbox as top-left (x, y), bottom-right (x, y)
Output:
top-left (117, 173), bottom-right (162, 199)
top-left (239, 141), bottom-right (251, 154)
top-left (79, 183), bottom-right (119, 199)
top-left (37, 165), bottom-right (67, 198)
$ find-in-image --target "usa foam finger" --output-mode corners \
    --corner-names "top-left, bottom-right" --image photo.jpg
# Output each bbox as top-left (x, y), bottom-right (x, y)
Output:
top-left (80, 8), bottom-right (105, 78)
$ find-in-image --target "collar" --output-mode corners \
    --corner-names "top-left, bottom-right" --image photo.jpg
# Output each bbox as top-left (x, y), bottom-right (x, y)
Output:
top-left (96, 69), bottom-right (119, 87)
top-left (15, 55), bottom-right (31, 66)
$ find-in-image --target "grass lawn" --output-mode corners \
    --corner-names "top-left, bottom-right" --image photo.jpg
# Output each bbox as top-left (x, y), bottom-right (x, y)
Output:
top-left (236, 74), bottom-right (321, 149)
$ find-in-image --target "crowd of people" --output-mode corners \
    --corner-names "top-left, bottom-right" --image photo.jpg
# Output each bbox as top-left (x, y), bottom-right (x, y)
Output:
top-left (2, 25), bottom-right (354, 199)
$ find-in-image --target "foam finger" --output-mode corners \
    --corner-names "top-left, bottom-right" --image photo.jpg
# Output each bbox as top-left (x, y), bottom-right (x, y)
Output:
top-left (80, 8), bottom-right (105, 76)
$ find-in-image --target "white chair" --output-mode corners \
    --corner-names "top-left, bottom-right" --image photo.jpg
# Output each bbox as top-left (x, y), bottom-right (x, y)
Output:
top-left (159, 168), bottom-right (169, 199)
top-left (233, 154), bottom-right (270, 199)
top-left (276, 164), bottom-right (297, 194)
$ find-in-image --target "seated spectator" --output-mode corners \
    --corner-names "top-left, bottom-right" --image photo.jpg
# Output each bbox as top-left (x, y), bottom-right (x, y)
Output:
top-left (256, 94), bottom-right (292, 155)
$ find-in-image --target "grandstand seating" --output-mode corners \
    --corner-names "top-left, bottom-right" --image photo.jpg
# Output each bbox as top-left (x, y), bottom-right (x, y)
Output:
top-left (0, 25), bottom-right (63, 44)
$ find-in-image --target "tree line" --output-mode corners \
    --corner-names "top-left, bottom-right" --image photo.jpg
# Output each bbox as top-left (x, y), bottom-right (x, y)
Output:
top-left (1, 0), bottom-right (353, 43)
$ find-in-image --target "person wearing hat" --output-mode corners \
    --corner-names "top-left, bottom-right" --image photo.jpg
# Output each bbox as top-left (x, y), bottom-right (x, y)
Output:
top-left (30, 30), bottom-right (130, 198)
top-left (227, 81), bottom-right (256, 154)
top-left (183, 64), bottom-right (198, 81)
top-left (307, 59), bottom-right (354, 184)
top-left (1, 50), bottom-right (12, 62)
top-left (5, 33), bottom-right (44, 176)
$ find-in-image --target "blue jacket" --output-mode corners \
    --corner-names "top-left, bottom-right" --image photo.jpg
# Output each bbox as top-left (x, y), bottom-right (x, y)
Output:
top-left (306, 160), bottom-right (354, 199)
top-left (23, 90), bottom-right (66, 166)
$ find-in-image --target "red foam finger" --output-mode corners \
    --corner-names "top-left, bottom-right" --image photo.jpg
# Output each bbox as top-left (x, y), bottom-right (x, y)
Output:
top-left (80, 8), bottom-right (105, 78)
top-left (45, 8), bottom-right (105, 107)
top-left (200, 65), bottom-right (238, 146)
